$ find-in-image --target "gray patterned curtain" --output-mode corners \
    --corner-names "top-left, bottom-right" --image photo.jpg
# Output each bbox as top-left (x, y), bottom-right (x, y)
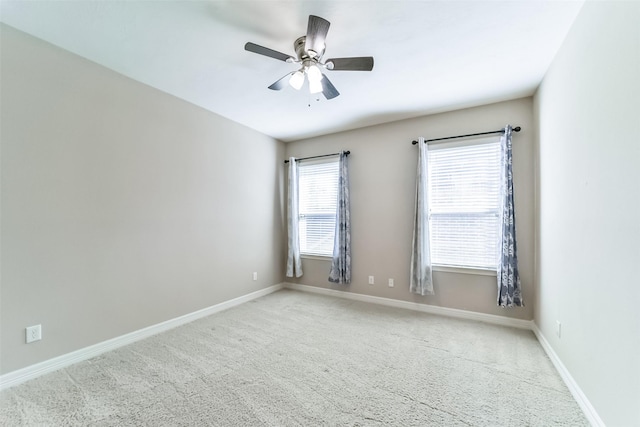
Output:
top-left (410, 138), bottom-right (434, 296)
top-left (286, 157), bottom-right (303, 278)
top-left (328, 152), bottom-right (351, 284)
top-left (497, 125), bottom-right (523, 306)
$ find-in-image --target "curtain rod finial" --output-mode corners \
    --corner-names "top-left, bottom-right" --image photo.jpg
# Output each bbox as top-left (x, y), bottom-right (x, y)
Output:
top-left (513, 126), bottom-right (521, 132)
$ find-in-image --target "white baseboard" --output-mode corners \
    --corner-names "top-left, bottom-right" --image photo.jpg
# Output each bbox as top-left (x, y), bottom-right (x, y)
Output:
top-left (0, 283), bottom-right (284, 391)
top-left (0, 281), bottom-right (604, 427)
top-left (283, 282), bottom-right (534, 330)
top-left (532, 325), bottom-right (604, 427)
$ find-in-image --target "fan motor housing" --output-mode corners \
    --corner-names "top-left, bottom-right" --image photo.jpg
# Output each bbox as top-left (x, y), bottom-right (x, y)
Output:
top-left (294, 36), bottom-right (325, 61)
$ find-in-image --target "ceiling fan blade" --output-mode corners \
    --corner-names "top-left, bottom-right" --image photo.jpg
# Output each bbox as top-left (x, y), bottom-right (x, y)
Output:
top-left (320, 74), bottom-right (340, 100)
top-left (245, 42), bottom-right (293, 62)
top-left (305, 15), bottom-right (330, 56)
top-left (326, 57), bottom-right (374, 71)
top-left (268, 73), bottom-right (294, 91)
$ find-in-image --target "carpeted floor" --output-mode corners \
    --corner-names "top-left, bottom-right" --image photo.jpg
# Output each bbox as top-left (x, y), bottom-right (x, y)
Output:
top-left (1, 289), bottom-right (588, 426)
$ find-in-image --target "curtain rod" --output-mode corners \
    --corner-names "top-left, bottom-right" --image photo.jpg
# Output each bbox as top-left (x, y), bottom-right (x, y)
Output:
top-left (284, 151), bottom-right (350, 164)
top-left (411, 126), bottom-right (521, 145)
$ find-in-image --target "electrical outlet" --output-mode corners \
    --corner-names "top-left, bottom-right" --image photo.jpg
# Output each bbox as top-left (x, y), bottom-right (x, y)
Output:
top-left (388, 278), bottom-right (394, 287)
top-left (26, 324), bottom-right (42, 344)
top-left (368, 276), bottom-right (374, 285)
top-left (556, 321), bottom-right (562, 338)
top-left (252, 272), bottom-right (258, 281)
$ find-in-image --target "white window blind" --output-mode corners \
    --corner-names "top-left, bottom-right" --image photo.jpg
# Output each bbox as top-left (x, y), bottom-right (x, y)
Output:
top-left (428, 138), bottom-right (501, 269)
top-left (298, 159), bottom-right (339, 257)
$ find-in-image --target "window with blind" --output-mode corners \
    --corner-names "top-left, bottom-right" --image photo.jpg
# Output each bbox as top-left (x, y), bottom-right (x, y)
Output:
top-left (428, 137), bottom-right (501, 270)
top-left (298, 159), bottom-right (339, 257)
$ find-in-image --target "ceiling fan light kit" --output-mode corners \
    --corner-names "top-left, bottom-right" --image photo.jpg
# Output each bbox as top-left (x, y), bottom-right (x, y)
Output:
top-left (245, 15), bottom-right (374, 100)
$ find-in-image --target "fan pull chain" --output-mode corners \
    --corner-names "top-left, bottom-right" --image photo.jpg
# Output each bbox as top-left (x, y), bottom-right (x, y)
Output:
top-left (307, 93), bottom-right (321, 108)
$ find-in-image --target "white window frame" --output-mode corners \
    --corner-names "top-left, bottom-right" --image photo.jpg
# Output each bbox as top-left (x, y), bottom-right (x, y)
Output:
top-left (427, 136), bottom-right (501, 272)
top-left (297, 158), bottom-right (339, 258)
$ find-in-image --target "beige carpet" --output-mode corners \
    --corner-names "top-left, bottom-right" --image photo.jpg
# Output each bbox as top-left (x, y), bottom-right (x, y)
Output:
top-left (1, 289), bottom-right (588, 426)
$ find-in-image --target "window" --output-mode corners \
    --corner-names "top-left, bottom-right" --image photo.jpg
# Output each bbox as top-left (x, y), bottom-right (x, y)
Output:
top-left (298, 159), bottom-right (339, 257)
top-left (428, 137), bottom-right (501, 270)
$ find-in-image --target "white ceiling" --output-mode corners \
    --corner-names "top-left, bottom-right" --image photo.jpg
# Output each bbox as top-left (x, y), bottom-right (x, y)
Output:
top-left (0, 0), bottom-right (583, 142)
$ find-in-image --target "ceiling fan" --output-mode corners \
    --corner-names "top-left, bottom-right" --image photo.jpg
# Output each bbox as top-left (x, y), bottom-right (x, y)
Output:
top-left (244, 15), bottom-right (374, 100)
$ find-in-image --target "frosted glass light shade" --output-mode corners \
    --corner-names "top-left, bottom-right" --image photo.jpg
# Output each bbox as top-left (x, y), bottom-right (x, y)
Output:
top-left (309, 78), bottom-right (323, 94)
top-left (306, 65), bottom-right (322, 83)
top-left (289, 71), bottom-right (304, 90)
top-left (307, 65), bottom-right (323, 94)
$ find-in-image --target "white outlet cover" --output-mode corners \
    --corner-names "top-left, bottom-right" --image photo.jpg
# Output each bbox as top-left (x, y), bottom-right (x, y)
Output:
top-left (26, 324), bottom-right (42, 343)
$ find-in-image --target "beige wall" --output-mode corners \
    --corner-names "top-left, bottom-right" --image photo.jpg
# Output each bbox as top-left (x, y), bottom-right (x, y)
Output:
top-left (286, 98), bottom-right (535, 321)
top-left (534, 2), bottom-right (640, 426)
top-left (0, 25), bottom-right (286, 374)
